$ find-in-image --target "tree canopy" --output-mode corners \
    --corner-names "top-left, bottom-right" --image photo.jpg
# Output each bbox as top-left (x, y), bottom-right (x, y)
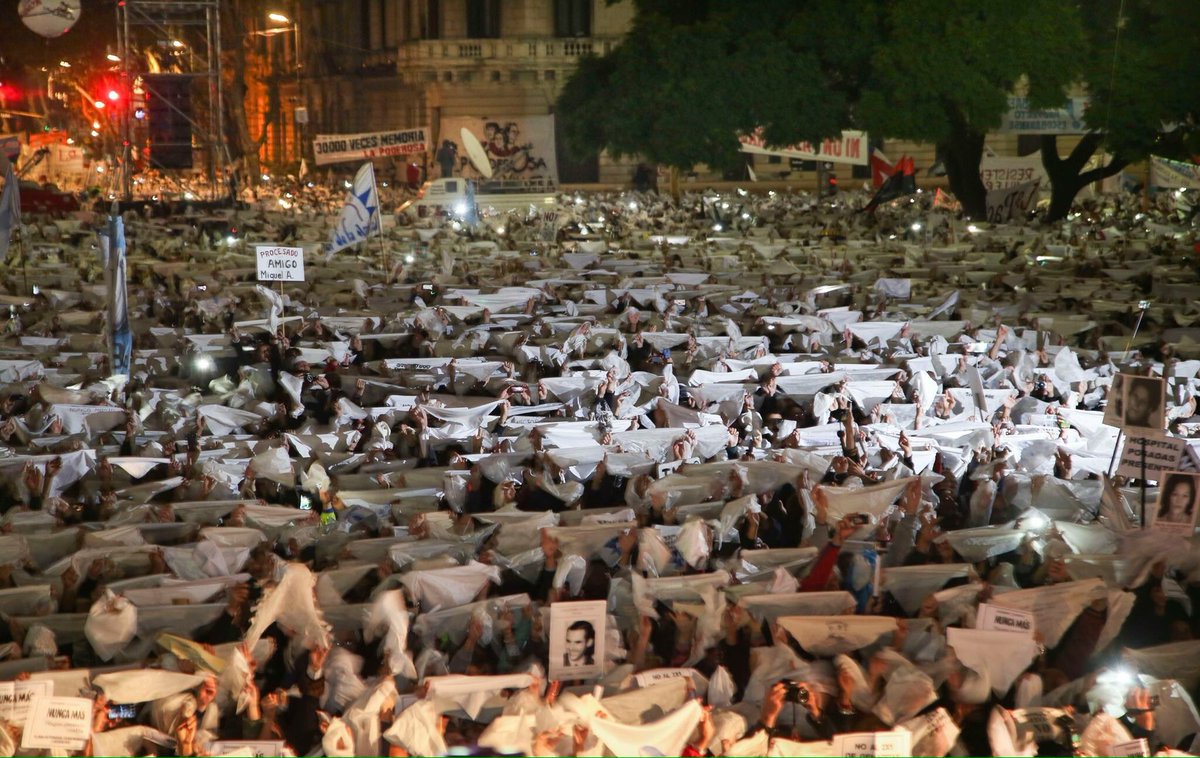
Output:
top-left (559, 0), bottom-right (1200, 220)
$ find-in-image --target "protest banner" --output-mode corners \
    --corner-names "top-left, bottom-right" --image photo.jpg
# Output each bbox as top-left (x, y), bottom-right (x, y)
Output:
top-left (737, 129), bottom-right (869, 166)
top-left (980, 155), bottom-right (1049, 191)
top-left (986, 179), bottom-right (1041, 223)
top-left (312, 127), bottom-right (429, 166)
top-left (256, 245), bottom-right (305, 283)
top-left (21, 696), bottom-right (92, 752)
top-left (998, 96), bottom-right (1089, 134)
top-left (0, 680), bottom-right (52, 724)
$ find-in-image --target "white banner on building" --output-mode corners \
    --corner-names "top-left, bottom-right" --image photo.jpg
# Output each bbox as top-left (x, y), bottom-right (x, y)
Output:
top-left (439, 116), bottom-right (559, 183)
top-left (256, 245), bottom-right (305, 282)
top-left (998, 96), bottom-right (1090, 134)
top-left (1150, 156), bottom-right (1200, 190)
top-left (312, 127), bottom-right (430, 166)
top-left (980, 155), bottom-right (1049, 192)
top-left (985, 179), bottom-right (1041, 223)
top-left (738, 129), bottom-right (868, 166)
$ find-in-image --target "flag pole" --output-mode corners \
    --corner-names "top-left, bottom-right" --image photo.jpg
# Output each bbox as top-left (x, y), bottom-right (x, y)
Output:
top-left (370, 163), bottom-right (389, 278)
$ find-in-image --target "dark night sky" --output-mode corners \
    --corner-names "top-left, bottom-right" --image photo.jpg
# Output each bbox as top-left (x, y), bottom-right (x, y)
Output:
top-left (1, 0), bottom-right (120, 69)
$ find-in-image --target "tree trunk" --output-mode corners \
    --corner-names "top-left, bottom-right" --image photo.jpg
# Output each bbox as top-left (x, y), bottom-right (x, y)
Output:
top-left (1041, 133), bottom-right (1129, 223)
top-left (940, 119), bottom-right (988, 221)
top-left (221, 0), bottom-right (273, 181)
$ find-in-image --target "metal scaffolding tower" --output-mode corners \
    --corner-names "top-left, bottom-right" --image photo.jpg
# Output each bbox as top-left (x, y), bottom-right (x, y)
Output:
top-left (116, 0), bottom-right (225, 200)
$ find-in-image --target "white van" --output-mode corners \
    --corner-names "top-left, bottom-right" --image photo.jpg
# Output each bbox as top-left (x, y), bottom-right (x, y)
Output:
top-left (400, 177), bottom-right (557, 218)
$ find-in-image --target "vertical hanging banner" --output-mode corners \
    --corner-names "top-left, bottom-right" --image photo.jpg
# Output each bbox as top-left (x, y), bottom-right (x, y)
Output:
top-left (439, 116), bottom-right (559, 183)
top-left (1150, 156), bottom-right (1200, 190)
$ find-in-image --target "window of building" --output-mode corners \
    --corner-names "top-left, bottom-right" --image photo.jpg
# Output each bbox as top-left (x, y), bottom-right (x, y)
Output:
top-left (555, 0), bottom-right (591, 37)
top-left (466, 0), bottom-right (500, 38)
top-left (417, 0), bottom-right (440, 40)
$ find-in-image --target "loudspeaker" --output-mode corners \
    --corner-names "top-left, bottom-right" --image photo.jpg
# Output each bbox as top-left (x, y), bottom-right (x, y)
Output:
top-left (145, 74), bottom-right (193, 169)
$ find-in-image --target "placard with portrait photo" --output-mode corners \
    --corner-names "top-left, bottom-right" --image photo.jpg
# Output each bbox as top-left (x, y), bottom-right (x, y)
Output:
top-left (548, 600), bottom-right (606, 681)
top-left (1152, 471), bottom-right (1200, 535)
top-left (1120, 375), bottom-right (1166, 433)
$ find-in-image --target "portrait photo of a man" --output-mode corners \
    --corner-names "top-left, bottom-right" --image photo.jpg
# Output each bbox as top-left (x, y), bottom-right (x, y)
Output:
top-left (548, 600), bottom-right (606, 680)
top-left (1121, 375), bottom-right (1165, 432)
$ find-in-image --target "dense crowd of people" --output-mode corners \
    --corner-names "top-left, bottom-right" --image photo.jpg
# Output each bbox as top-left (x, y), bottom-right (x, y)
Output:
top-left (0, 177), bottom-right (1197, 756)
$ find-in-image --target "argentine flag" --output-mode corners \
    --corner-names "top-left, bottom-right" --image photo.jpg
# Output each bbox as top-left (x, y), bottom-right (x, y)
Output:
top-left (326, 162), bottom-right (380, 256)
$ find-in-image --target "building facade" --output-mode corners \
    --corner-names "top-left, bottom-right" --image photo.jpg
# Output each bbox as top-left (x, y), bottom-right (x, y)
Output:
top-left (245, 0), bottom-right (636, 183)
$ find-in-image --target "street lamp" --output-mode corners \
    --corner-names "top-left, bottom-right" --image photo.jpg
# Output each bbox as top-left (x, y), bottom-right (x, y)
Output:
top-left (267, 12), bottom-right (290, 24)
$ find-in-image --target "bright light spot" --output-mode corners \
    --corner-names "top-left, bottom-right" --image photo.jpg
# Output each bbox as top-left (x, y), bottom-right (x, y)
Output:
top-left (721, 202), bottom-right (729, 210)
top-left (768, 191), bottom-right (777, 197)
top-left (380, 182), bottom-right (388, 188)
top-left (94, 100), bottom-right (105, 109)
top-left (184, 192), bottom-right (195, 200)
top-left (453, 201), bottom-right (467, 216)
top-left (497, 227), bottom-right (505, 235)
top-left (107, 89), bottom-right (120, 101)
top-left (268, 12), bottom-right (291, 24)
top-left (741, 212), bottom-right (751, 220)
top-left (65, 138), bottom-right (74, 145)
top-left (1175, 189), bottom-right (1185, 198)
top-left (261, 174), bottom-right (270, 182)
top-left (597, 215), bottom-right (605, 223)
top-left (404, 254), bottom-right (415, 264)
top-left (967, 224), bottom-right (980, 234)
top-left (171, 39), bottom-right (185, 48)
top-left (277, 198), bottom-right (292, 209)
top-left (451, 221), bottom-right (462, 231)
top-left (92, 120), bottom-right (100, 129)
top-left (888, 234), bottom-right (896, 240)
top-left (106, 54), bottom-right (120, 62)
top-left (226, 235), bottom-right (237, 245)
top-left (916, 188), bottom-right (924, 194)
top-left (575, 197), bottom-right (584, 206)
top-left (306, 182), bottom-right (314, 188)
top-left (1022, 512), bottom-right (1049, 531)
top-left (911, 222), bottom-right (922, 232)
top-left (343, 180), bottom-right (352, 189)
top-left (712, 223), bottom-right (723, 232)
top-left (59, 61), bottom-right (71, 68)
top-left (628, 201), bottom-right (638, 210)
top-left (193, 355), bottom-right (215, 372)
top-left (90, 130), bottom-right (100, 137)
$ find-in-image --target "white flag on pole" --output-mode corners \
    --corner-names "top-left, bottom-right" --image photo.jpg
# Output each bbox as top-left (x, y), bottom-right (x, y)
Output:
top-left (325, 162), bottom-right (380, 256)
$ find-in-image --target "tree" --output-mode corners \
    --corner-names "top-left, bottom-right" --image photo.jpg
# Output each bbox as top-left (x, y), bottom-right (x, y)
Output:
top-left (1041, 0), bottom-right (1200, 221)
top-left (855, 0), bottom-right (1084, 220)
top-left (560, 0), bottom-right (1090, 220)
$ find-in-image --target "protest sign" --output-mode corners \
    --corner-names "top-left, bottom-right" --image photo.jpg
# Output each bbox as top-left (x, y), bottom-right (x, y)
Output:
top-left (548, 599), bottom-right (606, 681)
top-left (1116, 430), bottom-right (1185, 480)
top-left (256, 245), bottom-right (305, 283)
top-left (312, 127), bottom-right (429, 166)
top-left (975, 603), bottom-right (1035, 636)
top-left (832, 730), bottom-right (912, 757)
top-left (1110, 738), bottom-right (1151, 756)
top-left (209, 741), bottom-right (289, 756)
top-left (1150, 471), bottom-right (1200, 535)
top-left (986, 179), bottom-right (1041, 223)
top-left (0, 680), bottom-right (52, 724)
top-left (738, 129), bottom-right (869, 166)
top-left (21, 696), bottom-right (92, 752)
top-left (1117, 375), bottom-right (1167, 434)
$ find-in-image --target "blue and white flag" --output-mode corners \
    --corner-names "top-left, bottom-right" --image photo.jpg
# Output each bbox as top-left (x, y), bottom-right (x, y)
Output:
top-left (99, 215), bottom-right (132, 377)
top-left (325, 162), bottom-right (380, 256)
top-left (0, 158), bottom-right (20, 261)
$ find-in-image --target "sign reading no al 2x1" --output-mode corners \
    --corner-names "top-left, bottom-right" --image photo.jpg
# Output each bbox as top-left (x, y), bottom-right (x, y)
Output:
top-left (256, 245), bottom-right (305, 282)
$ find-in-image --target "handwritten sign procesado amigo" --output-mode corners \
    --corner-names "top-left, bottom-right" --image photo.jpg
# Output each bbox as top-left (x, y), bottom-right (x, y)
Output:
top-left (256, 245), bottom-right (305, 283)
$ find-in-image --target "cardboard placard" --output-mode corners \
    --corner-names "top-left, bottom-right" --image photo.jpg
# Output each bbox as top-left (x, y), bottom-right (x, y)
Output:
top-left (547, 599), bottom-right (606, 681)
top-left (975, 603), bottom-right (1035, 636)
top-left (832, 730), bottom-right (912, 757)
top-left (256, 245), bottom-right (305, 282)
top-left (21, 696), bottom-right (92, 752)
top-left (1115, 431), bottom-right (1185, 480)
top-left (1150, 471), bottom-right (1200, 535)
